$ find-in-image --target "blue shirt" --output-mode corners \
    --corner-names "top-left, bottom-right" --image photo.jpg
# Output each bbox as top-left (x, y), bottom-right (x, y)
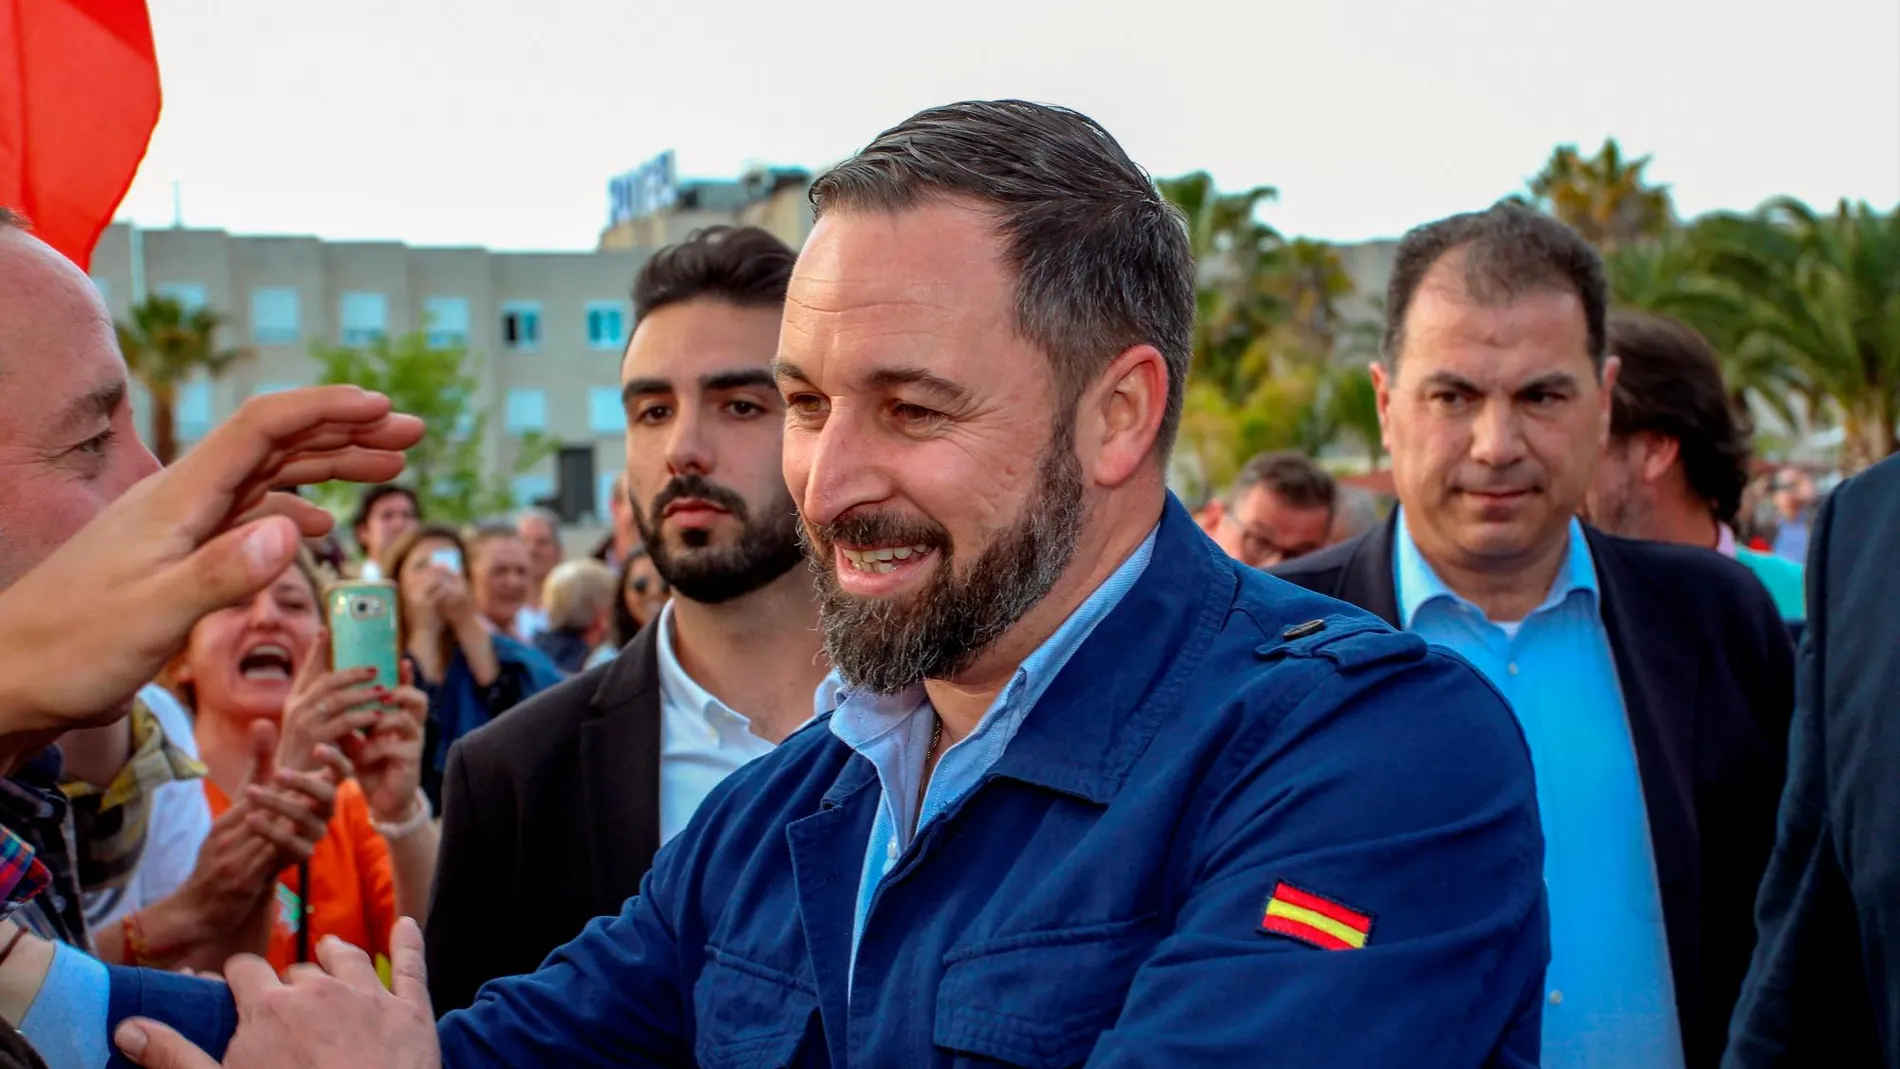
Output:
top-left (825, 525), bottom-right (1156, 991)
top-left (1395, 509), bottom-right (1685, 1069)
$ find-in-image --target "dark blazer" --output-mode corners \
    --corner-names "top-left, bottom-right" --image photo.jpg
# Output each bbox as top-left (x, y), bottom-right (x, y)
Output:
top-left (423, 623), bottom-right (662, 1016)
top-left (1724, 455), bottom-right (1900, 1068)
top-left (1275, 514), bottom-right (1795, 1069)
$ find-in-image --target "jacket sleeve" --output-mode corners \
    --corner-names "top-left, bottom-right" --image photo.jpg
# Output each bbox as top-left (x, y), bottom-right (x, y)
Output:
top-left (435, 861), bottom-right (689, 1068)
top-left (1086, 644), bottom-right (1549, 1069)
top-left (424, 739), bottom-right (512, 1017)
top-left (1720, 489), bottom-right (1882, 1067)
top-left (103, 968), bottom-right (235, 1069)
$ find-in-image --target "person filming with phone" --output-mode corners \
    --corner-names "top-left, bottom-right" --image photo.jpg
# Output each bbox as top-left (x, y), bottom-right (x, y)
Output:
top-left (381, 527), bottom-right (559, 810)
top-left (170, 551), bottom-right (437, 977)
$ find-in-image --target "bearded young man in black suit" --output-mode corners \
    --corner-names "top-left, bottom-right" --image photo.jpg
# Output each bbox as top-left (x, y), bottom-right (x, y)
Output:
top-left (423, 226), bottom-right (828, 1013)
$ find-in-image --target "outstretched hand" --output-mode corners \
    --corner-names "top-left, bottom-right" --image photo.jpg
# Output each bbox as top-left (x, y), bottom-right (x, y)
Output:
top-left (0, 386), bottom-right (423, 735)
top-left (114, 918), bottom-right (440, 1069)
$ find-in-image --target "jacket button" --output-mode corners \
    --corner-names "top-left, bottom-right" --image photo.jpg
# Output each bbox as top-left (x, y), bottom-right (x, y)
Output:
top-left (1281, 619), bottom-right (1327, 640)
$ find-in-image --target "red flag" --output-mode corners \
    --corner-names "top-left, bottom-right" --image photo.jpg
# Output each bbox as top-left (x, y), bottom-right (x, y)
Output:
top-left (0, 0), bottom-right (161, 270)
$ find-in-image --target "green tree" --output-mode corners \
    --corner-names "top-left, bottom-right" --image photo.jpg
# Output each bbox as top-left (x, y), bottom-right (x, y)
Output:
top-left (1156, 171), bottom-right (1286, 402)
top-left (1605, 222), bottom-right (1805, 430)
top-left (1524, 139), bottom-right (1674, 254)
top-left (117, 296), bottom-right (251, 464)
top-left (1694, 198), bottom-right (1900, 466)
top-left (309, 331), bottom-right (551, 522)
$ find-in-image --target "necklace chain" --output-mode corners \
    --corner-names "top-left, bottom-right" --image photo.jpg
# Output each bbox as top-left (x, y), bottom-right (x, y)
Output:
top-left (914, 713), bottom-right (943, 832)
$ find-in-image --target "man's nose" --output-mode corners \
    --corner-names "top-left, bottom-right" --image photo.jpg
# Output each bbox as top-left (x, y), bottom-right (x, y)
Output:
top-left (795, 411), bottom-right (894, 528)
top-left (664, 405), bottom-right (712, 477)
top-left (1468, 401), bottom-right (1527, 467)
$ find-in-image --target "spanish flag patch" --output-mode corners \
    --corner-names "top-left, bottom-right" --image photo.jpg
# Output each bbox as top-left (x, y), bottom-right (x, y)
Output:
top-left (1259, 881), bottom-right (1374, 950)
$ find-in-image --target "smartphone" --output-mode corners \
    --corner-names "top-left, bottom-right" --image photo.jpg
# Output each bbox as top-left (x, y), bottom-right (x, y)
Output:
top-left (429, 547), bottom-right (463, 574)
top-left (325, 579), bottom-right (401, 700)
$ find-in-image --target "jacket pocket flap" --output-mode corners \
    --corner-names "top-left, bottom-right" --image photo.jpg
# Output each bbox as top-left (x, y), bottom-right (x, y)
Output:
top-left (934, 917), bottom-right (1158, 1068)
top-left (694, 950), bottom-right (818, 1068)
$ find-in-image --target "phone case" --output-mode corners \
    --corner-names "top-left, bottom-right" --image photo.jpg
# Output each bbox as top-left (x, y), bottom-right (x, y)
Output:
top-left (325, 579), bottom-right (401, 695)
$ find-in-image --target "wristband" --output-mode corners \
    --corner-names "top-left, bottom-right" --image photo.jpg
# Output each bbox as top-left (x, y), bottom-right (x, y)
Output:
top-left (121, 911), bottom-right (171, 968)
top-left (370, 788), bottom-right (430, 841)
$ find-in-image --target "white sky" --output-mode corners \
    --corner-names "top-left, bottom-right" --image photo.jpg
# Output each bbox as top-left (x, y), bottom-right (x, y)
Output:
top-left (116, 0), bottom-right (1900, 251)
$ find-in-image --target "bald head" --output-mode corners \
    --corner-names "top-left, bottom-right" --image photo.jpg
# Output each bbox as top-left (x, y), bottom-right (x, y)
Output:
top-left (0, 223), bottom-right (158, 588)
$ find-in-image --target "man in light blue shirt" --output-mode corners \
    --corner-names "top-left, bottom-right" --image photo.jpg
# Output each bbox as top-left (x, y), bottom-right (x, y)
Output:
top-left (1396, 510), bottom-right (1682, 1069)
top-left (1275, 202), bottom-right (1795, 1069)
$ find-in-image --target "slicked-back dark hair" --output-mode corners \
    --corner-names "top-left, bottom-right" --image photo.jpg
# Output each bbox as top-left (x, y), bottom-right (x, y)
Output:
top-left (1607, 310), bottom-right (1752, 525)
top-left (0, 207), bottom-right (27, 230)
top-left (809, 100), bottom-right (1196, 457)
top-left (1383, 201), bottom-right (1608, 372)
top-left (632, 225), bottom-right (797, 321)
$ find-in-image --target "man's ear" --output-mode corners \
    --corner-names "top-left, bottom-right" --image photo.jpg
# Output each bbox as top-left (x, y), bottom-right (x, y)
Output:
top-left (1085, 344), bottom-right (1169, 488)
top-left (1198, 499), bottom-right (1226, 534)
top-left (1639, 432), bottom-right (1682, 485)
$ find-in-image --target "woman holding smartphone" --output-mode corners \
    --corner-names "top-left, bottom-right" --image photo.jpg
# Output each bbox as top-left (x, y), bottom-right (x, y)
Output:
top-left (381, 525), bottom-right (562, 810)
top-left (170, 551), bottom-right (439, 978)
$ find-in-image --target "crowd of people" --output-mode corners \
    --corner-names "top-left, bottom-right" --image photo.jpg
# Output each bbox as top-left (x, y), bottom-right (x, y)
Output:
top-left (0, 99), bottom-right (1892, 1069)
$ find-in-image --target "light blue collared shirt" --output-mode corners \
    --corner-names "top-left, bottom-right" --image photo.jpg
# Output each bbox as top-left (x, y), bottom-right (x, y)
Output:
top-left (21, 942), bottom-right (111, 1069)
top-left (1394, 509), bottom-right (1684, 1069)
top-left (825, 525), bottom-right (1158, 996)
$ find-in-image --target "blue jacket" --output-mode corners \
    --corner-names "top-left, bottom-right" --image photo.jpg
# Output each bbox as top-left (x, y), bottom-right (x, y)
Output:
top-left (108, 498), bottom-right (1548, 1068)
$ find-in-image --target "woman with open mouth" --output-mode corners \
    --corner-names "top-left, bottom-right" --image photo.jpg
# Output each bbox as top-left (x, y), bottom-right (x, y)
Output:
top-left (169, 551), bottom-right (440, 981)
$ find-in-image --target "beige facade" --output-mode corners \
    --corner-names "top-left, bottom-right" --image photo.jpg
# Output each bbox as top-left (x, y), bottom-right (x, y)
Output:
top-left (86, 178), bottom-right (1400, 539)
top-left (89, 221), bottom-right (650, 535)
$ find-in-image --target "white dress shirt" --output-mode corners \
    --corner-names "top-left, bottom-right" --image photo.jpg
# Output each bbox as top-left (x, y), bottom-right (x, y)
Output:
top-left (653, 601), bottom-right (785, 844)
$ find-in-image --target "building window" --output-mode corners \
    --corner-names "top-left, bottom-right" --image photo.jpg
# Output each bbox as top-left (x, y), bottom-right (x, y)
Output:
top-left (585, 301), bottom-right (626, 350)
top-left (512, 474), bottom-right (555, 509)
top-left (423, 296), bottom-right (470, 350)
top-left (500, 302), bottom-right (541, 352)
top-left (251, 288), bottom-right (300, 344)
top-left (587, 386), bottom-right (626, 435)
top-left (253, 381), bottom-right (300, 397)
top-left (175, 379), bottom-right (213, 442)
top-left (504, 389), bottom-right (546, 434)
top-left (339, 292), bottom-right (388, 346)
top-left (155, 283), bottom-right (208, 313)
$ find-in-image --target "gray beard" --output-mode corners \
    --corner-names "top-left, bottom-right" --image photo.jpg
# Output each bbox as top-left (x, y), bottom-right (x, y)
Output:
top-left (805, 439), bottom-right (1087, 694)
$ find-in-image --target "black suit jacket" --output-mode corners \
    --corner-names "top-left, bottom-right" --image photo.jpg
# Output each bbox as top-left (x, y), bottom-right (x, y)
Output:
top-left (1275, 515), bottom-right (1795, 1069)
top-left (1724, 455), bottom-right (1900, 1068)
top-left (424, 623), bottom-right (662, 1016)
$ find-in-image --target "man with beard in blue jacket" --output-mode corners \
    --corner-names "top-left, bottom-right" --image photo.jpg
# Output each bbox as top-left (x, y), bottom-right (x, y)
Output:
top-left (101, 100), bottom-right (1548, 1069)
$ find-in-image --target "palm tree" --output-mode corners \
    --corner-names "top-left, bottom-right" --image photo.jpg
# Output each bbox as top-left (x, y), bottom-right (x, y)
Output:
top-left (1264, 238), bottom-right (1355, 355)
top-left (1156, 172), bottom-right (1285, 402)
top-left (1691, 198), bottom-right (1900, 467)
top-left (1605, 224), bottom-right (1805, 430)
top-left (117, 295), bottom-right (250, 464)
top-left (1525, 139), bottom-right (1675, 254)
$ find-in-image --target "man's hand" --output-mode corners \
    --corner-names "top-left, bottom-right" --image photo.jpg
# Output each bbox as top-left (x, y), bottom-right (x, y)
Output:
top-left (114, 918), bottom-right (441, 1069)
top-left (0, 386), bottom-right (423, 735)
